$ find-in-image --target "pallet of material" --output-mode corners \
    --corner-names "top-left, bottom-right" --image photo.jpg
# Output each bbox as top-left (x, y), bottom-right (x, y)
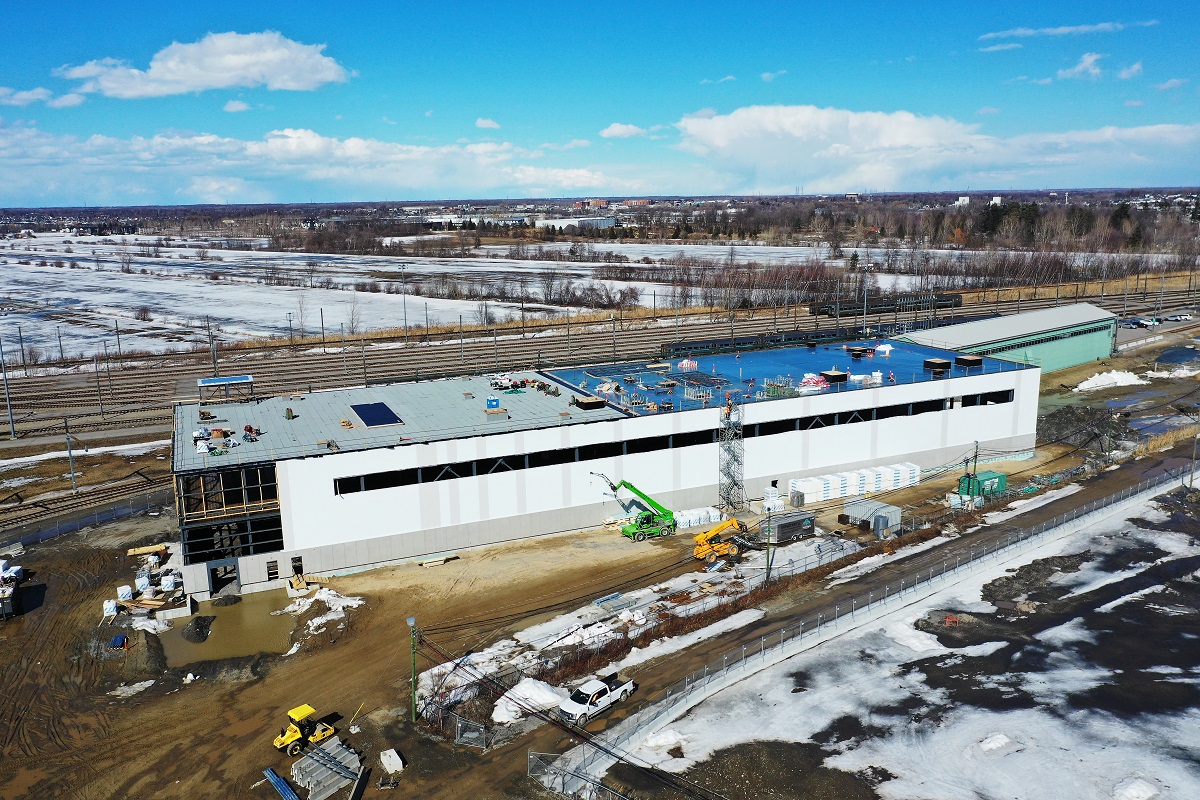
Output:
top-left (126, 544), bottom-right (169, 557)
top-left (124, 597), bottom-right (168, 609)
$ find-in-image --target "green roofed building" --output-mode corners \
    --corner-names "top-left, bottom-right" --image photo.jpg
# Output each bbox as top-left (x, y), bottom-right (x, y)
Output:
top-left (894, 303), bottom-right (1116, 374)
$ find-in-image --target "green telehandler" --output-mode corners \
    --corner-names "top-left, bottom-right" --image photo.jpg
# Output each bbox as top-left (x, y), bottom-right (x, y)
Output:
top-left (594, 473), bottom-right (677, 541)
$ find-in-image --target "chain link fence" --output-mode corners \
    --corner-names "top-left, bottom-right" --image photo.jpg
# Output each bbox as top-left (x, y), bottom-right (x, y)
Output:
top-left (0, 486), bottom-right (174, 553)
top-left (531, 465), bottom-right (1192, 797)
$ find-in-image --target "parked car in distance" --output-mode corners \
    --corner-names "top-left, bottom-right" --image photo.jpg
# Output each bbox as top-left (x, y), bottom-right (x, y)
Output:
top-left (1134, 318), bottom-right (1160, 328)
top-left (1118, 320), bottom-right (1140, 329)
top-left (1165, 313), bottom-right (1193, 321)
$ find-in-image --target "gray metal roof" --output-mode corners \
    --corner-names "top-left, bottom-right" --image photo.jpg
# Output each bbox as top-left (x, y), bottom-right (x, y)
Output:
top-left (172, 372), bottom-right (627, 474)
top-left (894, 303), bottom-right (1115, 351)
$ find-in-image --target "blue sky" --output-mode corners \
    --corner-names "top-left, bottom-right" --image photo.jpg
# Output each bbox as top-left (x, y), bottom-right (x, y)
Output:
top-left (1, 1), bottom-right (1197, 206)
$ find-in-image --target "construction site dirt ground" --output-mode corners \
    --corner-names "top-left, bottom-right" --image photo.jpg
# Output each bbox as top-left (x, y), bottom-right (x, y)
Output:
top-left (0, 508), bottom-right (711, 800)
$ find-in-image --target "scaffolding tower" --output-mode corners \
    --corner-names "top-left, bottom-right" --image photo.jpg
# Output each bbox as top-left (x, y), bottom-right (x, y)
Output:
top-left (718, 393), bottom-right (747, 510)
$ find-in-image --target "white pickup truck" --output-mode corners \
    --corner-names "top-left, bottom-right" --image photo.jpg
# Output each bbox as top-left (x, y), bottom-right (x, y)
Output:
top-left (557, 672), bottom-right (637, 726)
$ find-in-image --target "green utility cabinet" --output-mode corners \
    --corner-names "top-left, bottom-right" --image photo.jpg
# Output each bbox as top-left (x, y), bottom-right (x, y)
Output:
top-left (959, 470), bottom-right (1007, 497)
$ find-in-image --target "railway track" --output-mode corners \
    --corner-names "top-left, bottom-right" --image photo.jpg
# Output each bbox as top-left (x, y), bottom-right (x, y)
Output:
top-left (1, 289), bottom-right (1194, 439)
top-left (0, 475), bottom-right (172, 532)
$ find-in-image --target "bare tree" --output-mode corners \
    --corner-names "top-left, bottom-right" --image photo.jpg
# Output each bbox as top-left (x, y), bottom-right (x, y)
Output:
top-left (346, 292), bottom-right (361, 335)
top-left (304, 259), bottom-right (319, 288)
top-left (538, 266), bottom-right (561, 304)
top-left (297, 292), bottom-right (308, 336)
top-left (474, 301), bottom-right (493, 326)
top-left (195, 246), bottom-right (209, 261)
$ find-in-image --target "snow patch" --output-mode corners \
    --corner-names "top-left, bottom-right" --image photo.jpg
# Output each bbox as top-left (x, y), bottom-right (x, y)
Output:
top-left (129, 617), bottom-right (171, 634)
top-left (983, 485), bottom-right (1082, 524)
top-left (827, 537), bottom-right (952, 586)
top-left (1113, 777), bottom-right (1160, 800)
top-left (272, 588), bottom-right (364, 633)
top-left (0, 439), bottom-right (169, 470)
top-left (1145, 366), bottom-right (1200, 379)
top-left (977, 732), bottom-right (1012, 751)
top-left (107, 679), bottom-right (155, 698)
top-left (607, 609), bottom-right (766, 673)
top-left (491, 678), bottom-right (569, 724)
top-left (1074, 371), bottom-right (1149, 392)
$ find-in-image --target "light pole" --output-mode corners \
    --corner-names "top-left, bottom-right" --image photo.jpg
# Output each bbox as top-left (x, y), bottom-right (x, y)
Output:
top-left (1190, 433), bottom-right (1200, 489)
top-left (861, 259), bottom-right (870, 336)
top-left (0, 336), bottom-right (15, 439)
top-left (407, 617), bottom-right (419, 723)
top-left (64, 417), bottom-right (85, 493)
top-left (764, 508), bottom-right (775, 584)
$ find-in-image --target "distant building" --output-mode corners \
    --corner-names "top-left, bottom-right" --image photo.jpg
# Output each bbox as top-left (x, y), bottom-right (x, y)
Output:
top-left (534, 216), bottom-right (617, 230)
top-left (587, 199), bottom-right (610, 209)
top-left (845, 193), bottom-right (860, 203)
top-left (989, 196), bottom-right (1003, 206)
top-left (625, 199), bottom-right (652, 207)
top-left (953, 196), bottom-right (970, 208)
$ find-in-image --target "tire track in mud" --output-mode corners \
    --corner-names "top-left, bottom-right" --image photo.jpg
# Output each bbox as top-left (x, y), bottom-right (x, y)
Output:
top-left (0, 546), bottom-right (119, 785)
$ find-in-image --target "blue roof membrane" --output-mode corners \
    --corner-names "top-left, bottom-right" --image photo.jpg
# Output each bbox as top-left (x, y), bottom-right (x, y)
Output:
top-left (547, 340), bottom-right (1031, 415)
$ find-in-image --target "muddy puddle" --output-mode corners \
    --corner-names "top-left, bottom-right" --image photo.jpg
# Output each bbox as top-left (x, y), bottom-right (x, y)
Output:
top-left (1146, 344), bottom-right (1200, 365)
top-left (159, 589), bottom-right (296, 668)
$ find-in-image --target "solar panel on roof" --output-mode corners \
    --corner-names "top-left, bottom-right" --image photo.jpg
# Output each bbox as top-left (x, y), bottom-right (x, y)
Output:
top-left (351, 402), bottom-right (404, 427)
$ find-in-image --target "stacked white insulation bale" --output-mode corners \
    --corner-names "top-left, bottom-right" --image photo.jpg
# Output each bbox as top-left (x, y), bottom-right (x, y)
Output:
top-left (787, 461), bottom-right (922, 504)
top-left (676, 507), bottom-right (725, 528)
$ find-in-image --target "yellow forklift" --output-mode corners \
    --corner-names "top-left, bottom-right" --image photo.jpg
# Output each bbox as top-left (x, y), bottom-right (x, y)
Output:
top-left (692, 518), bottom-right (750, 563)
top-left (273, 704), bottom-right (335, 757)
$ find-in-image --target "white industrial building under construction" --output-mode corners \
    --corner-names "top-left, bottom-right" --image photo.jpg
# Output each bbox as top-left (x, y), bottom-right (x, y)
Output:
top-left (171, 337), bottom-right (1040, 600)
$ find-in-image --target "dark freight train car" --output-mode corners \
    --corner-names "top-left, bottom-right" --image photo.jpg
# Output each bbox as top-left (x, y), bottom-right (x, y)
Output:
top-left (808, 292), bottom-right (963, 317)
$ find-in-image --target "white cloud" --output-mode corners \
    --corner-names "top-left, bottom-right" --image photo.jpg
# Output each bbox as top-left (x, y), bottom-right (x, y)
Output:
top-left (1125, 100), bottom-right (1144, 107)
top-left (223, 99), bottom-right (251, 112)
top-left (185, 176), bottom-right (265, 204)
top-left (761, 70), bottom-right (788, 82)
top-left (1155, 78), bottom-right (1189, 91)
top-left (1118, 62), bottom-right (1143, 79)
top-left (1031, 77), bottom-right (1053, 85)
top-left (539, 138), bottom-right (591, 151)
top-left (0, 122), bottom-right (636, 205)
top-left (46, 93), bottom-right (85, 108)
top-left (673, 103), bottom-right (1200, 194)
top-left (424, 110), bottom-right (434, 117)
top-left (57, 31), bottom-right (348, 99)
top-left (599, 122), bottom-right (647, 138)
top-left (701, 75), bottom-right (737, 84)
top-left (977, 106), bottom-right (1000, 115)
top-left (979, 43), bottom-right (1022, 52)
top-left (475, 117), bottom-right (500, 129)
top-left (1057, 53), bottom-right (1104, 80)
top-left (0, 86), bottom-right (52, 106)
top-left (980, 20), bottom-right (1158, 40)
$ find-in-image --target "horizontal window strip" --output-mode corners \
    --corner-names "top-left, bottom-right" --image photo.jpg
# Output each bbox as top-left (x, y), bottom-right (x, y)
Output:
top-left (333, 389), bottom-right (1013, 495)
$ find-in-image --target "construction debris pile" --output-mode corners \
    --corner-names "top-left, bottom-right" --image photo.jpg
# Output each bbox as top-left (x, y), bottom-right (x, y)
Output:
top-left (101, 544), bottom-right (184, 626)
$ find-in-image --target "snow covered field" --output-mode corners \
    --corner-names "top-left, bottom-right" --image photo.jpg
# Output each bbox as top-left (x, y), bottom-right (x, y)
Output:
top-left (627, 500), bottom-right (1200, 800)
top-left (0, 233), bottom-right (599, 358)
